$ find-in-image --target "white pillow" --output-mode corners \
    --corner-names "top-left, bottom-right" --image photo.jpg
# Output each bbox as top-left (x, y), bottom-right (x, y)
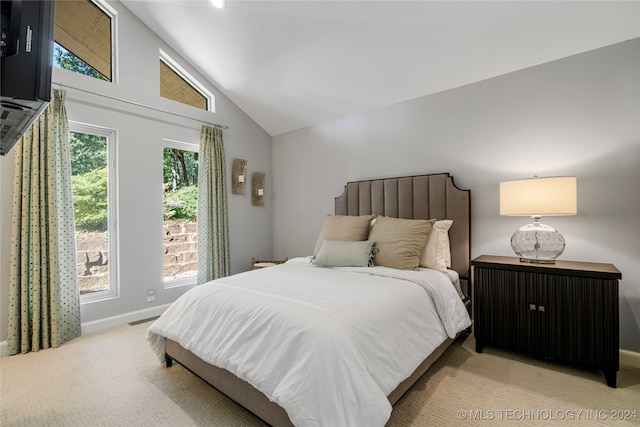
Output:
top-left (420, 220), bottom-right (453, 272)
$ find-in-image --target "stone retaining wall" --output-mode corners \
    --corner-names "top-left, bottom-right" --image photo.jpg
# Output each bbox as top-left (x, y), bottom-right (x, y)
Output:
top-left (76, 221), bottom-right (197, 294)
top-left (76, 232), bottom-right (109, 294)
top-left (163, 221), bottom-right (198, 280)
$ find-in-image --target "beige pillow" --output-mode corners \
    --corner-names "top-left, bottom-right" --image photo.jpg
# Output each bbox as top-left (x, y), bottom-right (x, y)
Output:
top-left (369, 217), bottom-right (435, 270)
top-left (313, 215), bottom-right (376, 256)
top-left (420, 219), bottom-right (453, 271)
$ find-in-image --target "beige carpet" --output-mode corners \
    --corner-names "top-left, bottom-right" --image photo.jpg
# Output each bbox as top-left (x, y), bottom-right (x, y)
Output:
top-left (1, 321), bottom-right (638, 426)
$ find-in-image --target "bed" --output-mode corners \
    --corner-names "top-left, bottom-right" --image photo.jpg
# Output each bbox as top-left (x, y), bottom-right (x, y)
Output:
top-left (148, 173), bottom-right (471, 427)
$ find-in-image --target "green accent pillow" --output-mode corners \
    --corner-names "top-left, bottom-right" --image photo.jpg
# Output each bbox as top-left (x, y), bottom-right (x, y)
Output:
top-left (312, 240), bottom-right (376, 267)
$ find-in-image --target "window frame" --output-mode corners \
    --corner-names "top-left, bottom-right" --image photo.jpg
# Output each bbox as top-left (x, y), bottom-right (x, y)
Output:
top-left (69, 121), bottom-right (120, 304)
top-left (98, 0), bottom-right (119, 83)
top-left (162, 138), bottom-right (199, 290)
top-left (159, 49), bottom-right (215, 112)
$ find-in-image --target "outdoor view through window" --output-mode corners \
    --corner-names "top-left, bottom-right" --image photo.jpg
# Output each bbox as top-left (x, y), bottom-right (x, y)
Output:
top-left (70, 130), bottom-right (112, 296)
top-left (163, 146), bottom-right (199, 283)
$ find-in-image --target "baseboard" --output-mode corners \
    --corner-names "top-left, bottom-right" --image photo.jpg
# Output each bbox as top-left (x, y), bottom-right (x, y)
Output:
top-left (80, 304), bottom-right (171, 336)
top-left (620, 349), bottom-right (640, 369)
top-left (0, 304), bottom-right (171, 358)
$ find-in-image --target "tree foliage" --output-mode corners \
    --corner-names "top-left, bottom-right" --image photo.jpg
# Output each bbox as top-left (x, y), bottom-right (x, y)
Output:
top-left (163, 148), bottom-right (199, 223)
top-left (54, 44), bottom-right (108, 81)
top-left (163, 148), bottom-right (198, 191)
top-left (164, 186), bottom-right (198, 221)
top-left (70, 131), bottom-right (107, 176)
top-left (73, 168), bottom-right (109, 232)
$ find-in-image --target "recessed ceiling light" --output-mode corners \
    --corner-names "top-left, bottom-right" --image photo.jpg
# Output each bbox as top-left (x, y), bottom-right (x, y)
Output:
top-left (210, 0), bottom-right (225, 9)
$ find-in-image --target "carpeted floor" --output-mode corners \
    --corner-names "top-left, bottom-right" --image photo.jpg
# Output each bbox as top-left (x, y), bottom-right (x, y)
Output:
top-left (1, 320), bottom-right (638, 426)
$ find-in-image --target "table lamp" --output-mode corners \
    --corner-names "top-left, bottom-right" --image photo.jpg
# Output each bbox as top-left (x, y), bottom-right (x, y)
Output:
top-left (500, 176), bottom-right (577, 263)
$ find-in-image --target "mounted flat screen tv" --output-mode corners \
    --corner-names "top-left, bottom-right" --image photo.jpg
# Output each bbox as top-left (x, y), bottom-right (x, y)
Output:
top-left (0, 0), bottom-right (55, 155)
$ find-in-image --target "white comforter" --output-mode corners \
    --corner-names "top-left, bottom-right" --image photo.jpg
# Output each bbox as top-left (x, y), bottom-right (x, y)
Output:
top-left (147, 257), bottom-right (471, 427)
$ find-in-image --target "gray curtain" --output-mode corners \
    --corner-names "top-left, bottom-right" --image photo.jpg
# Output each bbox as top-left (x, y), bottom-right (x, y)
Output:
top-left (8, 89), bottom-right (81, 354)
top-left (197, 125), bottom-right (230, 283)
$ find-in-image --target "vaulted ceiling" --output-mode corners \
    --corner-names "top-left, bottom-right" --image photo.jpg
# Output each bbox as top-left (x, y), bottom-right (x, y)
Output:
top-left (121, 1), bottom-right (639, 136)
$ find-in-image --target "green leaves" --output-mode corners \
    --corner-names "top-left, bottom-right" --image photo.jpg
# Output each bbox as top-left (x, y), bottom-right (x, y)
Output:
top-left (163, 148), bottom-right (199, 222)
top-left (70, 132), bottom-right (107, 176)
top-left (72, 168), bottom-right (108, 232)
top-left (70, 131), bottom-right (108, 232)
top-left (54, 44), bottom-right (109, 81)
top-left (164, 185), bottom-right (197, 221)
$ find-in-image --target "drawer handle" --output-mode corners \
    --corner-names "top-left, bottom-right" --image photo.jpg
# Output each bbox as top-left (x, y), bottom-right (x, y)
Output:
top-left (538, 305), bottom-right (545, 312)
top-left (529, 304), bottom-right (537, 311)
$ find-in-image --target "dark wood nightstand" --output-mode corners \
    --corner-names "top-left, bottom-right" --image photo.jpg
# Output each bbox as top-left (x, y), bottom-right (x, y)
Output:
top-left (471, 255), bottom-right (621, 387)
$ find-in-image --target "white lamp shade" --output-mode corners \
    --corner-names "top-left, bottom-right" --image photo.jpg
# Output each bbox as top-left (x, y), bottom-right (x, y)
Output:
top-left (500, 177), bottom-right (577, 217)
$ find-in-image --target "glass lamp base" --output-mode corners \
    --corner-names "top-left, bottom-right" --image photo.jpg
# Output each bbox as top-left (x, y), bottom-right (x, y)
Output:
top-left (510, 220), bottom-right (565, 263)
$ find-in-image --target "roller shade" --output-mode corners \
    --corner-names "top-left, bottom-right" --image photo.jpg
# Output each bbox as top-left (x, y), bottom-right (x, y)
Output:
top-left (55, 0), bottom-right (111, 80)
top-left (160, 60), bottom-right (208, 110)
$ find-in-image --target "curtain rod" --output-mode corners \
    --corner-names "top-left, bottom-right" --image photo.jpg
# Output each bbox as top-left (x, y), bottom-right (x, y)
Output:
top-left (52, 80), bottom-right (229, 130)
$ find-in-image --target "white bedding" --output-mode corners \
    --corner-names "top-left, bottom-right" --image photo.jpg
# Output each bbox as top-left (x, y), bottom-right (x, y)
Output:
top-left (147, 257), bottom-right (471, 427)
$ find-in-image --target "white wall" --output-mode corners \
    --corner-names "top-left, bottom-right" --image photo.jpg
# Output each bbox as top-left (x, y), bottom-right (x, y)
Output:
top-left (0, 0), bottom-right (272, 341)
top-left (271, 39), bottom-right (640, 352)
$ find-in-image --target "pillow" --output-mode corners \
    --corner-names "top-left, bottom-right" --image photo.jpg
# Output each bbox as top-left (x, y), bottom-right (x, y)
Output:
top-left (368, 217), bottom-right (435, 270)
top-left (313, 214), bottom-right (375, 256)
top-left (312, 240), bottom-right (376, 267)
top-left (444, 225), bottom-right (452, 268)
top-left (420, 219), bottom-right (453, 272)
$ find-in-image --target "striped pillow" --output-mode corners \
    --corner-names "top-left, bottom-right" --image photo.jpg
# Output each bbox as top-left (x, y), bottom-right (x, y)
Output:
top-left (312, 240), bottom-right (376, 267)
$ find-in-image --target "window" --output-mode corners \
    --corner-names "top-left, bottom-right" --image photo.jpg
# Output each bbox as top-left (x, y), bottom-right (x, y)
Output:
top-left (163, 140), bottom-right (199, 287)
top-left (69, 123), bottom-right (118, 301)
top-left (160, 50), bottom-right (214, 111)
top-left (54, 0), bottom-right (115, 81)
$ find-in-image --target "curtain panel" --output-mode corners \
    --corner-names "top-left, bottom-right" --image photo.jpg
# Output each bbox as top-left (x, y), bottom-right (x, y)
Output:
top-left (8, 89), bottom-right (81, 355)
top-left (197, 125), bottom-right (230, 283)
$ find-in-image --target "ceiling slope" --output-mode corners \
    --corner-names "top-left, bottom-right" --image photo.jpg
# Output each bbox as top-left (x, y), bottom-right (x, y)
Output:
top-left (121, 1), bottom-right (640, 136)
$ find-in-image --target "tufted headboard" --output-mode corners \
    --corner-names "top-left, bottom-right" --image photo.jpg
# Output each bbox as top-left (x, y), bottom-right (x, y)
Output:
top-left (335, 173), bottom-right (471, 298)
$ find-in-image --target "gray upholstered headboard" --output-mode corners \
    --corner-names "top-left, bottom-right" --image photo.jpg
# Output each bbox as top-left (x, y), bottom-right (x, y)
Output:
top-left (334, 173), bottom-right (471, 298)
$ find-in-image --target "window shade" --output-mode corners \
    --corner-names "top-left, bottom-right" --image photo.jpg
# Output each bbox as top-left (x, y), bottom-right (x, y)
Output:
top-left (160, 60), bottom-right (208, 110)
top-left (55, 0), bottom-right (112, 80)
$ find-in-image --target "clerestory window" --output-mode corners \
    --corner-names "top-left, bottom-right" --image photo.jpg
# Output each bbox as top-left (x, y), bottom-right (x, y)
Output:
top-left (54, 0), bottom-right (115, 81)
top-left (160, 50), bottom-right (214, 111)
